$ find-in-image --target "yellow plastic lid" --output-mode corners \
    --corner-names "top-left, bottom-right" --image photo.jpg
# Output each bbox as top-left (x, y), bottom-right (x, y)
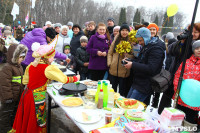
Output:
top-left (109, 88), bottom-right (114, 92)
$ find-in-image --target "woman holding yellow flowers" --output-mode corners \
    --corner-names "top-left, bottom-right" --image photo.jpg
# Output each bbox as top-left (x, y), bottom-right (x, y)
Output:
top-left (107, 24), bottom-right (134, 96)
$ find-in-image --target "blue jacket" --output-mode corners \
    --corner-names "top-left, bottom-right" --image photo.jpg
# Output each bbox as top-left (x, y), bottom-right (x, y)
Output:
top-left (131, 37), bottom-right (165, 94)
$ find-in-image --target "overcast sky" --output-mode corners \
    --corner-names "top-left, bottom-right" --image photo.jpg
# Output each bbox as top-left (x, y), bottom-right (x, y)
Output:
top-left (96, 0), bottom-right (200, 26)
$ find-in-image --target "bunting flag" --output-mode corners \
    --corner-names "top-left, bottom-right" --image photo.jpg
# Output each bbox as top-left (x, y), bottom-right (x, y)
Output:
top-left (11, 2), bottom-right (19, 21)
top-left (25, 12), bottom-right (29, 24)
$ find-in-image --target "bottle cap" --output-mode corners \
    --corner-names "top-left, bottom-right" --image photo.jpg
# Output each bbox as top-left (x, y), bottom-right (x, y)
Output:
top-left (105, 83), bottom-right (108, 86)
top-left (100, 89), bottom-right (103, 92)
top-left (98, 81), bottom-right (101, 84)
top-left (110, 88), bottom-right (114, 92)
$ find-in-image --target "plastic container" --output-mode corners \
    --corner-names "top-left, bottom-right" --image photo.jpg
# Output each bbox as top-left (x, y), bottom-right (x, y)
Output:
top-left (103, 83), bottom-right (108, 107)
top-left (97, 89), bottom-right (104, 109)
top-left (107, 88), bottom-right (114, 108)
top-left (95, 82), bottom-right (101, 104)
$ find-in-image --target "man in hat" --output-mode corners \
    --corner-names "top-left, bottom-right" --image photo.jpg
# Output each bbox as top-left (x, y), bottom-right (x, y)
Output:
top-left (107, 17), bottom-right (116, 35)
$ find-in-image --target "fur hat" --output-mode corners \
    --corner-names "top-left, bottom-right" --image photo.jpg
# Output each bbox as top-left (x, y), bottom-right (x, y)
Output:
top-left (45, 28), bottom-right (56, 39)
top-left (67, 21), bottom-right (73, 27)
top-left (136, 27), bottom-right (151, 45)
top-left (80, 36), bottom-right (88, 43)
top-left (72, 24), bottom-right (82, 31)
top-left (120, 23), bottom-right (130, 32)
top-left (113, 26), bottom-right (120, 32)
top-left (6, 44), bottom-right (28, 64)
top-left (61, 25), bottom-right (69, 31)
top-left (45, 21), bottom-right (52, 26)
top-left (107, 17), bottom-right (115, 23)
top-left (88, 21), bottom-right (96, 27)
top-left (147, 23), bottom-right (159, 32)
top-left (166, 32), bottom-right (174, 40)
top-left (192, 40), bottom-right (200, 52)
top-left (54, 23), bottom-right (62, 28)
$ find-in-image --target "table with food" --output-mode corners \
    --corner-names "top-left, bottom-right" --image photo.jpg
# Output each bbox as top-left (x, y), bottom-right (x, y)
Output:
top-left (47, 78), bottom-right (186, 133)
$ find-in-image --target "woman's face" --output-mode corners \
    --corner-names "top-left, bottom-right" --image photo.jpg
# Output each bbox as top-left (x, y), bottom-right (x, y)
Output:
top-left (192, 27), bottom-right (200, 40)
top-left (73, 27), bottom-right (80, 35)
top-left (97, 26), bottom-right (106, 35)
top-left (113, 29), bottom-right (119, 37)
top-left (88, 24), bottom-right (95, 31)
top-left (120, 29), bottom-right (129, 38)
top-left (55, 27), bottom-right (60, 33)
top-left (194, 47), bottom-right (200, 57)
top-left (62, 29), bottom-right (68, 36)
top-left (149, 27), bottom-right (157, 37)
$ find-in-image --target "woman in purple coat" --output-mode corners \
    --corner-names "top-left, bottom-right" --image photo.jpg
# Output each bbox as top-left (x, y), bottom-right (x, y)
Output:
top-left (20, 28), bottom-right (67, 70)
top-left (86, 23), bottom-right (111, 81)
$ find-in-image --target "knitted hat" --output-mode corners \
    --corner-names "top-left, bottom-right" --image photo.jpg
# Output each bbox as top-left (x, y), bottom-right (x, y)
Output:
top-left (67, 21), bottom-right (73, 27)
top-left (135, 27), bottom-right (151, 45)
top-left (120, 23), bottom-right (130, 32)
top-left (192, 40), bottom-right (200, 52)
top-left (88, 21), bottom-right (96, 27)
top-left (113, 26), bottom-right (120, 32)
top-left (72, 24), bottom-right (82, 31)
top-left (147, 23), bottom-right (159, 32)
top-left (45, 27), bottom-right (56, 39)
top-left (54, 23), bottom-right (62, 28)
top-left (61, 25), bottom-right (69, 31)
top-left (80, 36), bottom-right (88, 43)
top-left (143, 22), bottom-right (149, 27)
top-left (63, 44), bottom-right (70, 50)
top-left (166, 32), bottom-right (174, 40)
top-left (107, 17), bottom-right (115, 23)
top-left (45, 21), bottom-right (52, 26)
top-left (85, 21), bottom-right (89, 27)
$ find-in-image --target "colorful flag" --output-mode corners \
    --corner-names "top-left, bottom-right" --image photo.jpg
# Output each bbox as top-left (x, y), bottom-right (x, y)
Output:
top-left (25, 12), bottom-right (29, 24)
top-left (11, 2), bottom-right (19, 21)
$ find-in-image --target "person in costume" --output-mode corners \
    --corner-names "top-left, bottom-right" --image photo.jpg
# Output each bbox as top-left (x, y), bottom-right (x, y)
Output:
top-left (0, 44), bottom-right (28, 133)
top-left (11, 43), bottom-right (80, 133)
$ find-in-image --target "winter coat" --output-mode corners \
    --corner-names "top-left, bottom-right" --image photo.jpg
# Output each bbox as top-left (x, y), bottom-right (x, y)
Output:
top-left (107, 26), bottom-right (115, 35)
top-left (20, 28), bottom-right (67, 66)
top-left (76, 46), bottom-right (90, 73)
top-left (0, 38), bottom-right (7, 63)
top-left (173, 55), bottom-right (200, 111)
top-left (168, 40), bottom-right (193, 75)
top-left (86, 32), bottom-right (109, 70)
top-left (15, 28), bottom-right (23, 40)
top-left (88, 29), bottom-right (96, 40)
top-left (0, 44), bottom-right (28, 103)
top-left (70, 31), bottom-right (84, 56)
top-left (68, 29), bottom-right (73, 38)
top-left (107, 35), bottom-right (134, 78)
top-left (131, 37), bottom-right (165, 94)
top-left (165, 38), bottom-right (177, 71)
top-left (56, 33), bottom-right (71, 53)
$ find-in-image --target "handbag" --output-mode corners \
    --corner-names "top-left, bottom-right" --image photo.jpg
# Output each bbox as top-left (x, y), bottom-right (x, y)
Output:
top-left (151, 68), bottom-right (171, 93)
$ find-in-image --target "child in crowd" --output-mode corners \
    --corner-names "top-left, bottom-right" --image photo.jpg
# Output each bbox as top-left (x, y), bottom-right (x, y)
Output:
top-left (173, 40), bottom-right (200, 129)
top-left (0, 44), bottom-right (28, 133)
top-left (76, 36), bottom-right (90, 80)
top-left (55, 43), bottom-right (76, 71)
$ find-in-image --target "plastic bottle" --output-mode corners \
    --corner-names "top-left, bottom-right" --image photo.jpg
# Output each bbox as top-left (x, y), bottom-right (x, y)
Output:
top-left (97, 89), bottom-right (104, 109)
top-left (95, 81), bottom-right (101, 104)
top-left (107, 88), bottom-right (114, 108)
top-left (103, 83), bottom-right (108, 107)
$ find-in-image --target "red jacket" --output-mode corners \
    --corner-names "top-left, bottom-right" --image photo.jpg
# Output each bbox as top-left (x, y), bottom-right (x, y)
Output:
top-left (173, 55), bottom-right (200, 111)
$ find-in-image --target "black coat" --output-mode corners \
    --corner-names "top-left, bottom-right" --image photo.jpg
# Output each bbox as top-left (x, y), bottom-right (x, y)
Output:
top-left (76, 46), bottom-right (90, 73)
top-left (70, 31), bottom-right (84, 56)
top-left (131, 38), bottom-right (165, 94)
top-left (168, 40), bottom-right (193, 75)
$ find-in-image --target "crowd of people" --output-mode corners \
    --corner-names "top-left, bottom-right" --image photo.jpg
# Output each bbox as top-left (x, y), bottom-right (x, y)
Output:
top-left (0, 18), bottom-right (200, 133)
